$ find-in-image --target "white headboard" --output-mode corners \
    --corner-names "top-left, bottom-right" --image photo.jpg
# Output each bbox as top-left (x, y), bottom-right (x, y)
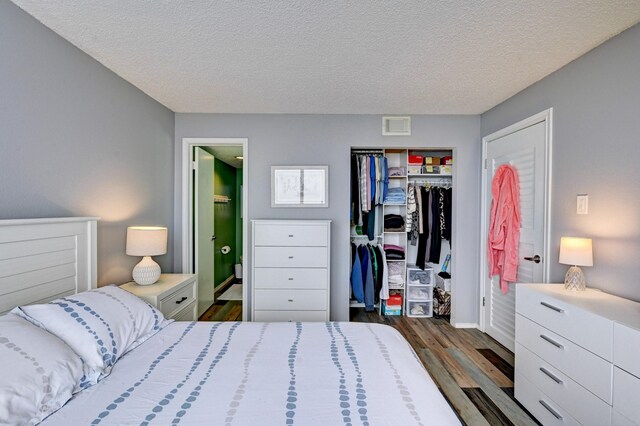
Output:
top-left (0, 217), bottom-right (98, 314)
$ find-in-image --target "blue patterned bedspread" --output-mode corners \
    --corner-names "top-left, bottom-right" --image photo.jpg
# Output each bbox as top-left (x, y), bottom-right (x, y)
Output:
top-left (43, 321), bottom-right (460, 425)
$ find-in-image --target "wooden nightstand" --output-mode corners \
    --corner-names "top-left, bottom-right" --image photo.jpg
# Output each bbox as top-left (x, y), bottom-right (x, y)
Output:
top-left (121, 274), bottom-right (198, 321)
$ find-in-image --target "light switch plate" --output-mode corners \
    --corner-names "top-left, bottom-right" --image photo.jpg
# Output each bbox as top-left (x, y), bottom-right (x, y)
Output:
top-left (577, 194), bottom-right (588, 214)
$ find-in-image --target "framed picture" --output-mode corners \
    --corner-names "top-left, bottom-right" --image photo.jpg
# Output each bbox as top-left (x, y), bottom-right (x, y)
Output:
top-left (271, 166), bottom-right (329, 208)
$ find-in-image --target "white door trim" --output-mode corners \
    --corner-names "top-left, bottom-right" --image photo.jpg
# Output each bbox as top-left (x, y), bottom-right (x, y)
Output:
top-left (479, 109), bottom-right (553, 332)
top-left (181, 137), bottom-right (249, 321)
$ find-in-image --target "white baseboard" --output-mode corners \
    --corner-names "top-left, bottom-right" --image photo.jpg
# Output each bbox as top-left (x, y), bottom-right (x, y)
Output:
top-left (217, 274), bottom-right (235, 288)
top-left (452, 322), bottom-right (479, 329)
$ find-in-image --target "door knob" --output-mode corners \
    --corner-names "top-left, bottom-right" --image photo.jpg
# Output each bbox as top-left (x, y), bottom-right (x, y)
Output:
top-left (211, 235), bottom-right (217, 241)
top-left (524, 255), bottom-right (541, 263)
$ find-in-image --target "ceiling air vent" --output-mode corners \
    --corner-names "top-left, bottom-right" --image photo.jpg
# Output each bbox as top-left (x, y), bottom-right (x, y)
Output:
top-left (382, 116), bottom-right (411, 136)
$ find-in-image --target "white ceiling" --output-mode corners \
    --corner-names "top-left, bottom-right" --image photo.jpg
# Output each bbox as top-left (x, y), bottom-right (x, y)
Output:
top-left (11, 1), bottom-right (640, 114)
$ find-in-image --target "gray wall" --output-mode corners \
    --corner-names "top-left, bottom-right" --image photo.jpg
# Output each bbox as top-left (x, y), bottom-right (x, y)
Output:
top-left (175, 114), bottom-right (481, 323)
top-left (482, 23), bottom-right (640, 302)
top-left (0, 1), bottom-right (175, 285)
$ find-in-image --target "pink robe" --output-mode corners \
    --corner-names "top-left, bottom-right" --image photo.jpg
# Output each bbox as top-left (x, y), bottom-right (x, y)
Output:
top-left (488, 164), bottom-right (521, 294)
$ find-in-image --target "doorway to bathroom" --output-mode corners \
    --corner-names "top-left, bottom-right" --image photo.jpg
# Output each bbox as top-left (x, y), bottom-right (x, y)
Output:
top-left (181, 138), bottom-right (248, 321)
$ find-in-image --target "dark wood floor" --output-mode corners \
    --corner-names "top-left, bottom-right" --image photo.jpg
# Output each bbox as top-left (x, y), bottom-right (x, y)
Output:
top-left (350, 309), bottom-right (539, 426)
top-left (198, 280), bottom-right (243, 321)
top-left (199, 297), bottom-right (538, 425)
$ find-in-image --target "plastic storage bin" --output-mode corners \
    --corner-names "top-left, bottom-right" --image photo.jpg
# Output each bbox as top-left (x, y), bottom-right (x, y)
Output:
top-left (406, 266), bottom-right (434, 318)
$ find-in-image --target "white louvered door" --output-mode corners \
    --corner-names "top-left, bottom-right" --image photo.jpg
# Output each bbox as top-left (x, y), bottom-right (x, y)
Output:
top-left (483, 120), bottom-right (547, 351)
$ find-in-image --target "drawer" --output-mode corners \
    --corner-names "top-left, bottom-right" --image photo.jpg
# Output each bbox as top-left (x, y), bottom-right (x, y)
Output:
top-left (407, 268), bottom-right (433, 286)
top-left (516, 314), bottom-right (613, 403)
top-left (254, 246), bottom-right (328, 268)
top-left (407, 285), bottom-right (432, 301)
top-left (253, 310), bottom-right (328, 322)
top-left (613, 367), bottom-right (640, 423)
top-left (516, 373), bottom-right (580, 426)
top-left (254, 289), bottom-right (327, 311)
top-left (614, 323), bottom-right (640, 378)
top-left (159, 281), bottom-right (196, 318)
top-left (406, 300), bottom-right (432, 318)
top-left (516, 343), bottom-right (611, 426)
top-left (254, 223), bottom-right (328, 247)
top-left (612, 411), bottom-right (637, 426)
top-left (172, 300), bottom-right (197, 321)
top-left (254, 267), bottom-right (327, 290)
top-left (516, 286), bottom-right (613, 361)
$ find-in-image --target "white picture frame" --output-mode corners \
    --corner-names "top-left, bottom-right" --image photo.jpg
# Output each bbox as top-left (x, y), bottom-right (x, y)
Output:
top-left (271, 166), bottom-right (329, 208)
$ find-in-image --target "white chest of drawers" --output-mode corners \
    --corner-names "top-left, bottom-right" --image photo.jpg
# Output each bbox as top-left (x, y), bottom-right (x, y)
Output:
top-left (515, 284), bottom-right (640, 426)
top-left (251, 220), bottom-right (331, 322)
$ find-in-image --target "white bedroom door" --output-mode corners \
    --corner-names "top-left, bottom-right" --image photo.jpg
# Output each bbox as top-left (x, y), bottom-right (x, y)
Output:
top-left (195, 147), bottom-right (215, 317)
top-left (482, 113), bottom-right (551, 352)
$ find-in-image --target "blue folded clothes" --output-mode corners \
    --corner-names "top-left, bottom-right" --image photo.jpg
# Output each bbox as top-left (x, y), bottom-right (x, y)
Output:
top-left (384, 188), bottom-right (406, 204)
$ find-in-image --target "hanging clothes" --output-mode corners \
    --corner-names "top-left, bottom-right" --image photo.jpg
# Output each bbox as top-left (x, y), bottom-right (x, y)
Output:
top-left (351, 153), bottom-right (388, 241)
top-left (350, 242), bottom-right (390, 308)
top-left (378, 245), bottom-right (389, 301)
top-left (407, 183), bottom-right (418, 245)
top-left (382, 157), bottom-right (389, 202)
top-left (412, 183), bottom-right (452, 269)
top-left (428, 187), bottom-right (443, 263)
top-left (358, 245), bottom-right (375, 310)
top-left (443, 187), bottom-right (452, 242)
top-left (372, 245), bottom-right (384, 303)
top-left (488, 164), bottom-right (521, 294)
top-left (416, 186), bottom-right (430, 270)
top-left (360, 156), bottom-right (370, 212)
top-left (350, 243), bottom-right (363, 303)
top-left (369, 155), bottom-right (376, 205)
top-left (350, 155), bottom-right (361, 226)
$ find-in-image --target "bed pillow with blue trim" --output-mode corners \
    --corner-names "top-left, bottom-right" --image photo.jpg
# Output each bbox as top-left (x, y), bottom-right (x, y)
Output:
top-left (0, 313), bottom-right (85, 425)
top-left (12, 285), bottom-right (171, 387)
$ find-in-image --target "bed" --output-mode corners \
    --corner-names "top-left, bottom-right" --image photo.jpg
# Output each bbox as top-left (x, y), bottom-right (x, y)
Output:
top-left (0, 218), bottom-right (460, 425)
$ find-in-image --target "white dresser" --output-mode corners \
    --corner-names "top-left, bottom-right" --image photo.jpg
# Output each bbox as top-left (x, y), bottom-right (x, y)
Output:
top-left (515, 284), bottom-right (640, 426)
top-left (251, 220), bottom-right (331, 322)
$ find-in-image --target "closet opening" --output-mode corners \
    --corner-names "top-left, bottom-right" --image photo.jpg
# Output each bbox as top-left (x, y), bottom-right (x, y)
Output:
top-left (350, 147), bottom-right (454, 323)
top-left (181, 138), bottom-right (248, 322)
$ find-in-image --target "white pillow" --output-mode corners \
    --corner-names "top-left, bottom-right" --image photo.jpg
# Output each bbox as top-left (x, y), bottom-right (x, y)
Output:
top-left (12, 285), bottom-right (171, 386)
top-left (0, 313), bottom-right (85, 425)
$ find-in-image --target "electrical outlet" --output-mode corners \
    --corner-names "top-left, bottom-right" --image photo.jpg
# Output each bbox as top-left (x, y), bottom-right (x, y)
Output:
top-left (577, 194), bottom-right (588, 214)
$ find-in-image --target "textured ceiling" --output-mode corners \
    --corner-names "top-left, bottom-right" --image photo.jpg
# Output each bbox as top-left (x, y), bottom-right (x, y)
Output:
top-left (11, 1), bottom-right (640, 114)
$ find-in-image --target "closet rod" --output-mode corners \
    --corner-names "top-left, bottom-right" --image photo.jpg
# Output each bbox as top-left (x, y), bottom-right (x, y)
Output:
top-left (351, 150), bottom-right (384, 154)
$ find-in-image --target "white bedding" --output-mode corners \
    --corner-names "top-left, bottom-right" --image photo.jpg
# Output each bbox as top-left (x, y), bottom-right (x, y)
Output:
top-left (42, 321), bottom-right (460, 425)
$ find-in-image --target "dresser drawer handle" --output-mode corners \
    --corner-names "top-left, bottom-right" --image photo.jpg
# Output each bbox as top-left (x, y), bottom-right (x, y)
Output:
top-left (539, 367), bottom-right (563, 384)
top-left (288, 278), bottom-right (294, 281)
top-left (288, 234), bottom-right (294, 237)
top-left (540, 334), bottom-right (564, 349)
top-left (539, 400), bottom-right (563, 420)
top-left (175, 296), bottom-right (188, 305)
top-left (288, 256), bottom-right (294, 259)
top-left (540, 301), bottom-right (564, 313)
top-left (287, 299), bottom-right (294, 302)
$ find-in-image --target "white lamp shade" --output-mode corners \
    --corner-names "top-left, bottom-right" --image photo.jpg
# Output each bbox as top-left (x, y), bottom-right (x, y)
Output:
top-left (126, 226), bottom-right (168, 256)
top-left (559, 237), bottom-right (593, 267)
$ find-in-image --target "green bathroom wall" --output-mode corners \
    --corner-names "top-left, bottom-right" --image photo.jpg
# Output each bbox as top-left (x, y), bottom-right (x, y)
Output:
top-left (213, 158), bottom-right (237, 287)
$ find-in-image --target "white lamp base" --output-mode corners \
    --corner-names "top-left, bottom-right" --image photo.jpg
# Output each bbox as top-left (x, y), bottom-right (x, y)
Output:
top-left (132, 256), bottom-right (161, 285)
top-left (564, 265), bottom-right (586, 291)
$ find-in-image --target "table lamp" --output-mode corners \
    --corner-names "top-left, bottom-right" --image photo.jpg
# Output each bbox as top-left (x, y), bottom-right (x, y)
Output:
top-left (126, 226), bottom-right (168, 285)
top-left (559, 237), bottom-right (593, 291)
